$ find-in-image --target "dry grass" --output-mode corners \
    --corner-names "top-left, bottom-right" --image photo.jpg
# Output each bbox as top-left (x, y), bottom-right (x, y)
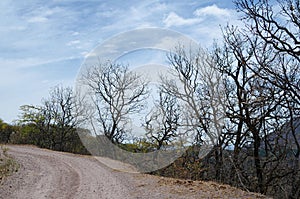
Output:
top-left (131, 173), bottom-right (271, 199)
top-left (0, 145), bottom-right (19, 184)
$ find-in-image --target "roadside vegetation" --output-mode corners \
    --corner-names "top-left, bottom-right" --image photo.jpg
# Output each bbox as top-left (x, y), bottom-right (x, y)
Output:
top-left (0, 0), bottom-right (299, 198)
top-left (0, 145), bottom-right (19, 184)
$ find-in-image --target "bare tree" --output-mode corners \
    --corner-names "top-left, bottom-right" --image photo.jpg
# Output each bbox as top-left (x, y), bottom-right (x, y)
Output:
top-left (44, 86), bottom-right (84, 151)
top-left (235, 0), bottom-right (300, 60)
top-left (235, 0), bottom-right (300, 112)
top-left (141, 1), bottom-right (299, 198)
top-left (161, 46), bottom-right (225, 148)
top-left (231, 1), bottom-right (300, 197)
top-left (80, 61), bottom-right (149, 144)
top-left (159, 45), bottom-right (227, 181)
top-left (213, 26), bottom-right (286, 193)
top-left (144, 90), bottom-right (180, 150)
top-left (212, 19), bottom-right (299, 197)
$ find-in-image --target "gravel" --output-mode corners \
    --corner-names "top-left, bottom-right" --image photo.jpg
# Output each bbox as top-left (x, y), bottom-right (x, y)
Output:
top-left (0, 145), bottom-right (271, 199)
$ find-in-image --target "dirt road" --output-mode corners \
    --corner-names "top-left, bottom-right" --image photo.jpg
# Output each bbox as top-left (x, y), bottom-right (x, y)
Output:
top-left (0, 145), bottom-right (270, 199)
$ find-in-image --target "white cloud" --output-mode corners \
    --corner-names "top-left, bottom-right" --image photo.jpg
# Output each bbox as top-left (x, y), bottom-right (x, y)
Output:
top-left (2, 25), bottom-right (26, 31)
top-left (67, 40), bottom-right (81, 46)
top-left (163, 5), bottom-right (235, 28)
top-left (97, 9), bottom-right (120, 18)
top-left (71, 31), bottom-right (79, 36)
top-left (0, 56), bottom-right (78, 69)
top-left (26, 6), bottom-right (64, 23)
top-left (0, 0), bottom-right (241, 123)
top-left (163, 12), bottom-right (202, 27)
top-left (100, 2), bottom-right (169, 33)
top-left (27, 16), bottom-right (48, 23)
top-left (194, 4), bottom-right (231, 17)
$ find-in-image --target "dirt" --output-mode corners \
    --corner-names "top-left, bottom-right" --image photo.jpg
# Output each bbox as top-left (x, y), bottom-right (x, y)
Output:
top-left (0, 145), bottom-right (271, 199)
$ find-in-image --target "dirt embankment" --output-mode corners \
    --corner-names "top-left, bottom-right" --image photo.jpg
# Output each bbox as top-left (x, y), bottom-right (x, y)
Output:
top-left (0, 145), bottom-right (270, 199)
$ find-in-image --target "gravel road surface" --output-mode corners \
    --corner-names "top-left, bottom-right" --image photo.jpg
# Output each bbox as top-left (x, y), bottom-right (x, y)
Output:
top-left (0, 145), bottom-right (270, 199)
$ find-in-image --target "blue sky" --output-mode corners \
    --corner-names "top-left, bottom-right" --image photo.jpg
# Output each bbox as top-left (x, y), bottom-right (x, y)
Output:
top-left (0, 0), bottom-right (241, 123)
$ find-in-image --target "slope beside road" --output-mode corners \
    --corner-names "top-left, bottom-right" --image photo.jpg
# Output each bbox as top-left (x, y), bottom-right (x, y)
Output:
top-left (0, 145), bottom-right (270, 199)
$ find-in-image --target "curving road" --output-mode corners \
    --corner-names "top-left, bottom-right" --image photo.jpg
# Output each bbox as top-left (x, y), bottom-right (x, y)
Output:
top-left (0, 145), bottom-right (133, 199)
top-left (0, 145), bottom-right (270, 199)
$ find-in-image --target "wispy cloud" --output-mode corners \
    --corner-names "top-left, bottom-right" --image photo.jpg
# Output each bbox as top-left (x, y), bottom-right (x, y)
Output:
top-left (163, 4), bottom-right (237, 28)
top-left (194, 4), bottom-right (231, 17)
top-left (162, 4), bottom-right (241, 47)
top-left (0, 0), bottom-right (239, 123)
top-left (0, 56), bottom-right (78, 69)
top-left (27, 16), bottom-right (48, 23)
top-left (163, 12), bottom-right (203, 27)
